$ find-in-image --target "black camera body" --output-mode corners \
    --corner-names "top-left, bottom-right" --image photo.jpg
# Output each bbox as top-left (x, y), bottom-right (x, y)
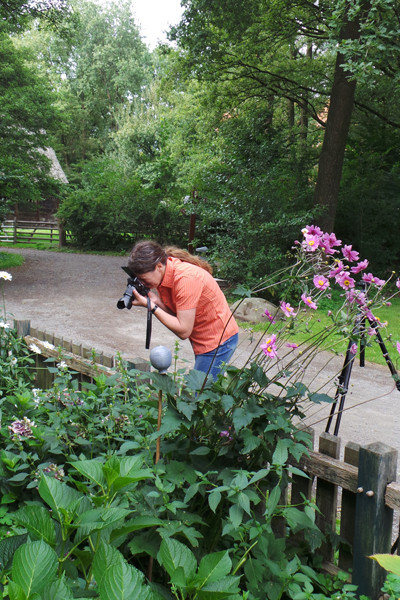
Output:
top-left (117, 267), bottom-right (150, 310)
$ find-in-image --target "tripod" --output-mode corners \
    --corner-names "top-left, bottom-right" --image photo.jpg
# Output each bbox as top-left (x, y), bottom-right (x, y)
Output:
top-left (325, 314), bottom-right (400, 436)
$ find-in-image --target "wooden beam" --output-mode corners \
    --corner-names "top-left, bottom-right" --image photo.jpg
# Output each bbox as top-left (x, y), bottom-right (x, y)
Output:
top-left (297, 450), bottom-right (358, 493)
top-left (24, 335), bottom-right (116, 379)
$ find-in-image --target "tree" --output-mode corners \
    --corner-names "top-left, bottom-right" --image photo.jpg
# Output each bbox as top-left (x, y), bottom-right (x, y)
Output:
top-left (0, 24), bottom-right (61, 215)
top-left (17, 0), bottom-right (152, 170)
top-left (171, 0), bottom-right (400, 231)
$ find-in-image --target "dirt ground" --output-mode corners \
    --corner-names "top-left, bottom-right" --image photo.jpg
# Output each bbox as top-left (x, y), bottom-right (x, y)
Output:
top-left (2, 246), bottom-right (400, 470)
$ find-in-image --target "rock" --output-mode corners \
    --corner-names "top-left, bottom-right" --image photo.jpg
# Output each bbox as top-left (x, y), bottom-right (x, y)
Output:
top-left (230, 297), bottom-right (282, 324)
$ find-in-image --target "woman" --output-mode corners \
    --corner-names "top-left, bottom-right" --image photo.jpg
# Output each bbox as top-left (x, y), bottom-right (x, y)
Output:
top-left (128, 241), bottom-right (239, 379)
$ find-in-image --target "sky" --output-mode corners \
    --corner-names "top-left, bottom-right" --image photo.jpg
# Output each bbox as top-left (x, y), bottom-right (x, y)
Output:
top-left (131, 0), bottom-right (184, 50)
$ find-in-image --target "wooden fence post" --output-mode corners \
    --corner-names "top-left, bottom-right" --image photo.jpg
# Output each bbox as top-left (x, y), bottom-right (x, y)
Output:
top-left (339, 441), bottom-right (360, 571)
top-left (14, 319), bottom-right (31, 336)
top-left (315, 432), bottom-right (341, 562)
top-left (352, 442), bottom-right (397, 599)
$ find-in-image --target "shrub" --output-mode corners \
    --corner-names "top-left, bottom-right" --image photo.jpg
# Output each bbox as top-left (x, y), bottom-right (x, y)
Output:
top-left (57, 157), bottom-right (184, 251)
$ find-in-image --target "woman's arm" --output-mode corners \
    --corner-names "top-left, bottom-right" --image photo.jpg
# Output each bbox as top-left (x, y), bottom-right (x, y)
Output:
top-left (132, 289), bottom-right (196, 340)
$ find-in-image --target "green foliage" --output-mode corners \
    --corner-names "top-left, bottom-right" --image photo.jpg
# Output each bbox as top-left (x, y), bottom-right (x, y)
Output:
top-left (0, 24), bottom-right (62, 207)
top-left (57, 157), bottom-right (183, 250)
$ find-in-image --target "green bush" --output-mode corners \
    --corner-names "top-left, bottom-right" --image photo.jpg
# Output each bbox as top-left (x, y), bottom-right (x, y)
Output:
top-left (58, 158), bottom-right (184, 251)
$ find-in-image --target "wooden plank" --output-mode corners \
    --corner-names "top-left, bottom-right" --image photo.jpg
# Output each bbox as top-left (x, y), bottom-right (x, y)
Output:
top-left (24, 335), bottom-right (116, 380)
top-left (14, 319), bottom-right (31, 336)
top-left (385, 481), bottom-right (400, 510)
top-left (297, 451), bottom-right (358, 492)
top-left (291, 427), bottom-right (315, 506)
top-left (339, 442), bottom-right (360, 571)
top-left (353, 442), bottom-right (397, 599)
top-left (315, 433), bottom-right (341, 562)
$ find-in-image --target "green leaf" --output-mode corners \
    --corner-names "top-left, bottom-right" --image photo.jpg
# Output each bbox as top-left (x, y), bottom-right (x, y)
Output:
top-left (176, 399), bottom-right (197, 420)
top-left (308, 393), bottom-right (334, 404)
top-left (195, 551), bottom-right (232, 586)
top-left (232, 399), bottom-right (264, 432)
top-left (111, 516), bottom-right (164, 541)
top-left (157, 538), bottom-right (197, 581)
top-left (190, 447), bottom-right (210, 456)
top-left (0, 534), bottom-right (28, 571)
top-left (99, 561), bottom-right (151, 600)
top-left (38, 475), bottom-right (81, 523)
top-left (265, 485), bottom-right (281, 517)
top-left (41, 574), bottom-right (74, 600)
top-left (185, 369), bottom-right (210, 391)
top-left (12, 540), bottom-right (58, 596)
top-left (371, 554), bottom-right (400, 575)
top-left (7, 580), bottom-right (26, 600)
top-left (208, 490), bottom-right (222, 513)
top-left (74, 508), bottom-right (130, 542)
top-left (197, 575), bottom-right (240, 598)
top-left (248, 468), bottom-right (270, 485)
top-left (229, 504), bottom-right (243, 529)
top-left (15, 505), bottom-right (56, 546)
top-left (149, 407), bottom-right (184, 440)
top-left (93, 542), bottom-right (124, 589)
top-left (237, 492), bottom-right (251, 515)
top-left (239, 429), bottom-right (262, 454)
top-left (272, 439), bottom-right (288, 466)
top-left (70, 459), bottom-right (107, 488)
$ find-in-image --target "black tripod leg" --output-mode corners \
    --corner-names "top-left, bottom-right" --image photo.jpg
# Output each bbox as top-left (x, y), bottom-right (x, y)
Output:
top-left (325, 342), bottom-right (356, 435)
top-left (367, 318), bottom-right (400, 392)
top-left (333, 354), bottom-right (355, 436)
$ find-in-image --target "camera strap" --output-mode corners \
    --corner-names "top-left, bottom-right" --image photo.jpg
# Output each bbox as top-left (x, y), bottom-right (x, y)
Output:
top-left (146, 296), bottom-right (152, 349)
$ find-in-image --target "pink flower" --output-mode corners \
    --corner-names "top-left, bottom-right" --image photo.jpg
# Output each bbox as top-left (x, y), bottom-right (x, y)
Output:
top-left (320, 232), bottom-right (341, 254)
top-left (367, 328), bottom-right (377, 336)
top-left (261, 334), bottom-right (279, 358)
top-left (350, 343), bottom-right (358, 355)
top-left (303, 225), bottom-right (323, 236)
top-left (362, 273), bottom-right (385, 287)
top-left (342, 245), bottom-right (360, 262)
top-left (264, 309), bottom-right (276, 323)
top-left (351, 259), bottom-right (369, 274)
top-left (396, 279), bottom-right (400, 290)
top-left (337, 272), bottom-right (355, 290)
top-left (397, 341), bottom-right (400, 355)
top-left (280, 301), bottom-right (296, 318)
top-left (301, 293), bottom-right (317, 310)
top-left (302, 234), bottom-right (320, 252)
top-left (355, 292), bottom-right (367, 307)
top-left (313, 274), bottom-right (329, 290)
top-left (286, 342), bottom-right (298, 349)
top-left (329, 261), bottom-right (345, 278)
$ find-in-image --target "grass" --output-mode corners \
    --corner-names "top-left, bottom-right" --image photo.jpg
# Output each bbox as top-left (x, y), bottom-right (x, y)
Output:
top-left (0, 251), bottom-right (24, 269)
top-left (239, 296), bottom-right (400, 369)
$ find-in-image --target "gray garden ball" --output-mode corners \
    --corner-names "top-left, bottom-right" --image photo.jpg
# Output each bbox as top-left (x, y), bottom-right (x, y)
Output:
top-left (150, 346), bottom-right (172, 374)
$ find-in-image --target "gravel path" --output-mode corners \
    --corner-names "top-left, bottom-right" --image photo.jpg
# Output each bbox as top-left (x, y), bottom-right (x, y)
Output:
top-left (2, 246), bottom-right (400, 468)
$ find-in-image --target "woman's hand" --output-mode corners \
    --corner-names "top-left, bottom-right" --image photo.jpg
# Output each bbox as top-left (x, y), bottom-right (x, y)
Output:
top-left (131, 288), bottom-right (150, 308)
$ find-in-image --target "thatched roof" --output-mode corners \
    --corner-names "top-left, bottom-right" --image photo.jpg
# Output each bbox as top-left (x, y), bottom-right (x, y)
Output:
top-left (40, 147), bottom-right (69, 184)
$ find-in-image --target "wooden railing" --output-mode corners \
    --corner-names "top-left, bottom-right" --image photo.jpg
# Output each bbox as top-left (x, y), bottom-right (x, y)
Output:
top-left (0, 219), bottom-right (72, 246)
top-left (14, 319), bottom-right (149, 389)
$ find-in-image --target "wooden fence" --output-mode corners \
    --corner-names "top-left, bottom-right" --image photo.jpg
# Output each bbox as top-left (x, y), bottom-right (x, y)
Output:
top-left (0, 219), bottom-right (72, 246)
top-left (14, 319), bottom-right (149, 389)
top-left (14, 319), bottom-right (400, 599)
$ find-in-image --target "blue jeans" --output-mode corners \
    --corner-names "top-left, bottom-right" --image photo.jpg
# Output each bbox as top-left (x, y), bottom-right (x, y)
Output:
top-left (194, 333), bottom-right (238, 380)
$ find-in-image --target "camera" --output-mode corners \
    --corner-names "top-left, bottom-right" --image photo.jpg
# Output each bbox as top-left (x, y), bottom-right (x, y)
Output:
top-left (117, 267), bottom-right (150, 310)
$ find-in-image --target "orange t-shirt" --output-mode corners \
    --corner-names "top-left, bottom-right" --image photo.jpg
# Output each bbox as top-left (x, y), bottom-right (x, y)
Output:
top-left (157, 257), bottom-right (239, 355)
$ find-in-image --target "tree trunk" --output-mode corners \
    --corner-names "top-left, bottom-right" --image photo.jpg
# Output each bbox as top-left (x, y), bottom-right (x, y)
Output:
top-left (313, 13), bottom-right (365, 232)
